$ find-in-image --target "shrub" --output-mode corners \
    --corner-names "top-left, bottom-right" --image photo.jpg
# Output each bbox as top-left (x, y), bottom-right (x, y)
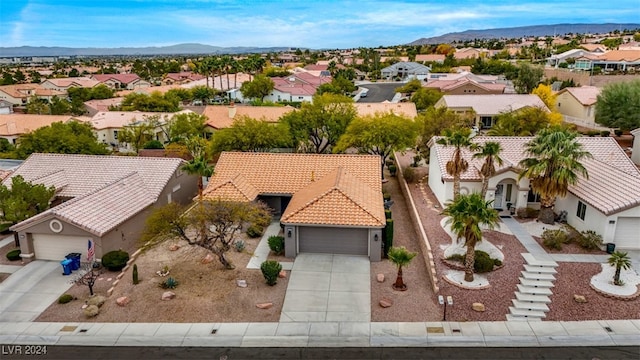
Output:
top-left (132, 264), bottom-right (139, 285)
top-left (260, 260), bottom-right (282, 286)
top-left (516, 207), bottom-right (539, 219)
top-left (234, 240), bottom-right (246, 252)
top-left (101, 250), bottom-right (129, 271)
top-left (600, 130), bottom-right (610, 137)
top-left (142, 140), bottom-right (164, 149)
top-left (384, 219), bottom-right (394, 258)
top-left (58, 294), bottom-right (73, 304)
top-left (385, 159), bottom-right (395, 167)
top-left (614, 129), bottom-right (624, 137)
top-left (268, 236), bottom-right (285, 255)
top-left (6, 249), bottom-right (21, 261)
top-left (87, 295), bottom-right (106, 308)
top-left (403, 166), bottom-right (418, 183)
top-left (586, 130), bottom-right (600, 137)
top-left (493, 259), bottom-right (503, 267)
top-left (388, 164), bottom-right (397, 176)
top-left (446, 253), bottom-right (465, 262)
top-left (246, 224), bottom-right (263, 238)
top-left (412, 155), bottom-right (421, 167)
top-left (542, 229), bottom-right (569, 250)
top-left (385, 209), bottom-right (392, 220)
top-left (578, 230), bottom-right (603, 250)
top-left (473, 251), bottom-right (495, 273)
top-left (383, 192), bottom-right (391, 201)
top-left (83, 304), bottom-right (100, 318)
top-left (160, 277), bottom-right (179, 289)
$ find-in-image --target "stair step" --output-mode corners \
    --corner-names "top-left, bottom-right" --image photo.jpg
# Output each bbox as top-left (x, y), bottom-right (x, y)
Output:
top-left (520, 278), bottom-right (554, 288)
top-left (512, 300), bottom-right (549, 312)
top-left (521, 253), bottom-right (558, 267)
top-left (506, 314), bottom-right (542, 322)
top-left (509, 307), bottom-right (546, 318)
top-left (517, 284), bottom-right (553, 296)
top-left (524, 265), bottom-right (557, 274)
top-left (515, 292), bottom-right (552, 303)
top-left (521, 271), bottom-right (556, 281)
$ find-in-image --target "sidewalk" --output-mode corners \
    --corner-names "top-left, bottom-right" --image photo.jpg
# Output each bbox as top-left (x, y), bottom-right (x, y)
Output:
top-left (246, 221), bottom-right (293, 271)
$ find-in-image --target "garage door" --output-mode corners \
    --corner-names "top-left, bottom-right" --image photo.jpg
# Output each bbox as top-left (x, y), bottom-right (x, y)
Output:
top-left (298, 227), bottom-right (369, 256)
top-left (32, 234), bottom-right (90, 261)
top-left (614, 217), bottom-right (640, 249)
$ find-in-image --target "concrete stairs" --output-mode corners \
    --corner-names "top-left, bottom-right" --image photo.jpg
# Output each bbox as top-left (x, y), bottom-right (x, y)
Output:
top-left (507, 254), bottom-right (558, 321)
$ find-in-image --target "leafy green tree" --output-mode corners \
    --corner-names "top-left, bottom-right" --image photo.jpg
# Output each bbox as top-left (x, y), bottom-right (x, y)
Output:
top-left (334, 113), bottom-right (417, 179)
top-left (595, 79), bottom-right (640, 131)
top-left (165, 88), bottom-right (193, 104)
top-left (282, 93), bottom-right (356, 153)
top-left (0, 175), bottom-right (56, 225)
top-left (518, 128), bottom-right (592, 224)
top-left (239, 75), bottom-right (275, 101)
top-left (441, 193), bottom-right (500, 282)
top-left (411, 88), bottom-right (443, 111)
top-left (49, 96), bottom-right (71, 115)
top-left (472, 142), bottom-right (503, 198)
top-left (0, 138), bottom-right (15, 154)
top-left (415, 107), bottom-right (473, 158)
top-left (608, 251), bottom-right (632, 286)
top-left (436, 128), bottom-right (473, 198)
top-left (90, 84), bottom-right (115, 99)
top-left (513, 63), bottom-right (543, 94)
top-left (395, 79), bottom-right (422, 94)
top-left (387, 246), bottom-right (417, 291)
top-left (209, 116), bottom-right (291, 154)
top-left (68, 68), bottom-right (80, 77)
top-left (488, 107), bottom-right (555, 136)
top-left (117, 119), bottom-right (158, 153)
top-left (141, 200), bottom-right (271, 269)
top-left (15, 121), bottom-right (108, 159)
top-left (190, 85), bottom-right (218, 103)
top-left (1, 72), bottom-right (15, 85)
top-left (13, 70), bottom-right (25, 83)
top-left (601, 37), bottom-right (623, 50)
top-left (120, 92), bottom-right (180, 112)
top-left (317, 76), bottom-right (357, 95)
top-left (164, 112), bottom-right (207, 144)
top-left (25, 96), bottom-right (49, 114)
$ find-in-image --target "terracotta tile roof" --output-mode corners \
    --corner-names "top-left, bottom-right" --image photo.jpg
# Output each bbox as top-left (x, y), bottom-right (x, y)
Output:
top-left (42, 77), bottom-right (100, 88)
top-left (595, 50), bottom-right (640, 62)
top-left (354, 102), bottom-right (417, 119)
top-left (431, 136), bottom-right (640, 215)
top-left (89, 110), bottom-right (189, 130)
top-left (0, 170), bottom-right (11, 181)
top-left (204, 173), bottom-right (260, 202)
top-left (415, 54), bottom-right (446, 62)
top-left (202, 105), bottom-right (294, 129)
top-left (0, 114), bottom-right (86, 136)
top-left (426, 78), bottom-right (506, 93)
top-left (92, 73), bottom-right (142, 84)
top-left (437, 94), bottom-right (549, 115)
top-left (84, 97), bottom-right (124, 112)
top-left (558, 86), bottom-right (600, 106)
top-left (0, 84), bottom-right (65, 98)
top-left (281, 167), bottom-right (385, 227)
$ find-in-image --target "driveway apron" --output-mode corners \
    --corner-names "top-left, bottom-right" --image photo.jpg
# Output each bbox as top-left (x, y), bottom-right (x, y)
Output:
top-left (279, 253), bottom-right (370, 322)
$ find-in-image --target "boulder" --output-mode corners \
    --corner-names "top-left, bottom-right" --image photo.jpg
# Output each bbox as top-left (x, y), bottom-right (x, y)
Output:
top-left (278, 271), bottom-right (287, 278)
top-left (236, 279), bottom-right (248, 288)
top-left (574, 294), bottom-right (587, 303)
top-left (169, 244), bottom-right (181, 251)
top-left (81, 304), bottom-right (88, 309)
top-left (87, 295), bottom-right (106, 308)
top-left (379, 298), bottom-right (393, 308)
top-left (472, 302), bottom-right (486, 312)
top-left (83, 304), bottom-right (99, 318)
top-left (116, 296), bottom-right (130, 307)
top-left (377, 273), bottom-right (385, 283)
top-left (256, 302), bottom-right (273, 309)
top-left (162, 291), bottom-right (176, 301)
top-left (201, 254), bottom-right (214, 264)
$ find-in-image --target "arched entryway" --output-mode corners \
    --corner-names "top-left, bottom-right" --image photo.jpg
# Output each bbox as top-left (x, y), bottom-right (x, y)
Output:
top-left (493, 179), bottom-right (517, 211)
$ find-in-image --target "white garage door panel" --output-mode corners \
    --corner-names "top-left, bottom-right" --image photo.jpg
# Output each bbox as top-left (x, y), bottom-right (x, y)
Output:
top-left (614, 217), bottom-right (640, 249)
top-left (298, 227), bottom-right (369, 256)
top-left (33, 234), bottom-right (90, 261)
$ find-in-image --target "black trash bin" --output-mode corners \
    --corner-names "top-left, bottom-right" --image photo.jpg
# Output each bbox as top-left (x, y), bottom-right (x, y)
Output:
top-left (606, 243), bottom-right (616, 254)
top-left (66, 253), bottom-right (81, 270)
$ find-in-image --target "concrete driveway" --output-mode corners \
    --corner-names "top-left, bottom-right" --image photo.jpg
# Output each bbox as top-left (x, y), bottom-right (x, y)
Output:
top-left (0, 260), bottom-right (75, 321)
top-left (279, 253), bottom-right (370, 322)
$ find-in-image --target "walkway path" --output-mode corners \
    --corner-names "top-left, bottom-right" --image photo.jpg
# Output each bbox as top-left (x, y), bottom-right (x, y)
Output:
top-left (246, 221), bottom-right (293, 271)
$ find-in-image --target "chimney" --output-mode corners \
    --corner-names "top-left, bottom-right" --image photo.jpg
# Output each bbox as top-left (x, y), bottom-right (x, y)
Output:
top-left (228, 102), bottom-right (236, 118)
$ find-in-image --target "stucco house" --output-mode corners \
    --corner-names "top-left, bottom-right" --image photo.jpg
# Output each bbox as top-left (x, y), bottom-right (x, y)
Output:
top-left (91, 74), bottom-right (151, 90)
top-left (631, 128), bottom-right (640, 165)
top-left (6, 154), bottom-right (198, 262)
top-left (0, 114), bottom-right (89, 145)
top-left (201, 104), bottom-right (295, 132)
top-left (380, 62), bottom-right (431, 81)
top-left (202, 152), bottom-right (385, 261)
top-left (0, 84), bottom-right (66, 106)
top-left (555, 86), bottom-right (602, 129)
top-left (40, 77), bottom-right (100, 93)
top-left (428, 136), bottom-right (640, 251)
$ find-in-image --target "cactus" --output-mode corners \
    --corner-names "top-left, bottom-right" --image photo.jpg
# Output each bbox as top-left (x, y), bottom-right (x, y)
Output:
top-left (132, 264), bottom-right (139, 285)
top-left (234, 240), bottom-right (246, 252)
top-left (160, 277), bottom-right (178, 289)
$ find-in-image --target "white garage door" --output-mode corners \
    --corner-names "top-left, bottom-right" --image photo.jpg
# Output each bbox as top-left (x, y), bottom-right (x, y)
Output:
top-left (32, 234), bottom-right (90, 261)
top-left (298, 227), bottom-right (369, 256)
top-left (614, 217), bottom-right (640, 249)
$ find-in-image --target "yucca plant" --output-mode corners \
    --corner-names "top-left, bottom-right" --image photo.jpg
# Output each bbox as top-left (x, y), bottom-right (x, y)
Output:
top-left (160, 277), bottom-right (179, 289)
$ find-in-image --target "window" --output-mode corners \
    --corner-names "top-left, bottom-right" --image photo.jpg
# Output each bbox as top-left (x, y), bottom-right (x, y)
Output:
top-left (172, 184), bottom-right (181, 193)
top-left (114, 130), bottom-right (118, 139)
top-left (577, 201), bottom-right (587, 220)
top-left (480, 116), bottom-right (493, 129)
top-left (527, 186), bottom-right (541, 202)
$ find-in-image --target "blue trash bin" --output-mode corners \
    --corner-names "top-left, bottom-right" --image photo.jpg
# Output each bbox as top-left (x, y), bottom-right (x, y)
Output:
top-left (66, 253), bottom-right (81, 270)
top-left (60, 259), bottom-right (72, 275)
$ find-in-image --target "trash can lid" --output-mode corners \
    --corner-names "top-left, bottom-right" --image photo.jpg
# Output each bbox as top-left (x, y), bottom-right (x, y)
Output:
top-left (61, 259), bottom-right (72, 264)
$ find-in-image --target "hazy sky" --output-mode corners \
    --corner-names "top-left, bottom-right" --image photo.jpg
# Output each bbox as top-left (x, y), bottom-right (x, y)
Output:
top-left (2, 0), bottom-right (639, 48)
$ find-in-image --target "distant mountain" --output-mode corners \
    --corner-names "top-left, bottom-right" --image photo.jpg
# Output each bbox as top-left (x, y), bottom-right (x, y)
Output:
top-left (409, 23), bottom-right (640, 45)
top-left (0, 43), bottom-right (291, 57)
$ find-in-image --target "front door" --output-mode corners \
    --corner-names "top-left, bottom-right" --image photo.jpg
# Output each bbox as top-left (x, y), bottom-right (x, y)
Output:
top-left (494, 184), bottom-right (503, 209)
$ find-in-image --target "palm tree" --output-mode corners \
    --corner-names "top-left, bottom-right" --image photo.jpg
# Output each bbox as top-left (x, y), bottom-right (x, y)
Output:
top-left (436, 128), bottom-right (473, 198)
top-left (441, 193), bottom-right (500, 282)
top-left (182, 137), bottom-right (213, 200)
top-left (387, 246), bottom-right (417, 291)
top-left (472, 141), bottom-right (503, 198)
top-left (518, 128), bottom-right (592, 224)
top-left (608, 251), bottom-right (632, 286)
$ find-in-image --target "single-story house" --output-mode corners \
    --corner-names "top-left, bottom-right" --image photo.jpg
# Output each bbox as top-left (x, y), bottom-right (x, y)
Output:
top-left (91, 74), bottom-right (151, 90)
top-left (380, 62), bottom-right (431, 81)
top-left (354, 102), bottom-right (417, 119)
top-left (6, 154), bottom-right (198, 262)
top-left (40, 77), bottom-right (100, 93)
top-left (428, 136), bottom-right (640, 250)
top-left (0, 114), bottom-right (88, 145)
top-left (555, 86), bottom-right (602, 129)
top-left (201, 104), bottom-right (295, 132)
top-left (434, 94), bottom-right (549, 129)
top-left (202, 152), bottom-right (385, 261)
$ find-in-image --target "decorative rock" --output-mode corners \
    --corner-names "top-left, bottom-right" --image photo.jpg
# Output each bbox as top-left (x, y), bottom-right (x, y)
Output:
top-left (278, 271), bottom-right (287, 278)
top-left (472, 302), bottom-right (486, 312)
top-left (377, 273), bottom-right (385, 283)
top-left (81, 304), bottom-right (88, 309)
top-left (379, 298), bottom-right (393, 308)
top-left (236, 279), bottom-right (247, 288)
top-left (106, 278), bottom-right (112, 282)
top-left (574, 294), bottom-right (587, 303)
top-left (116, 296), bottom-right (130, 307)
top-left (256, 302), bottom-right (273, 309)
top-left (201, 254), bottom-right (214, 264)
top-left (169, 244), bottom-right (181, 251)
top-left (161, 291), bottom-right (176, 301)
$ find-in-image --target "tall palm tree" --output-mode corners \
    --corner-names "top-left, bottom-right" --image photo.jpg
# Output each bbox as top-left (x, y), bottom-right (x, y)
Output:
top-left (437, 128), bottom-right (473, 198)
top-left (441, 193), bottom-right (500, 282)
top-left (608, 251), bottom-right (632, 286)
top-left (387, 246), bottom-right (417, 291)
top-left (472, 141), bottom-right (503, 198)
top-left (182, 137), bottom-right (213, 200)
top-left (518, 128), bottom-right (592, 224)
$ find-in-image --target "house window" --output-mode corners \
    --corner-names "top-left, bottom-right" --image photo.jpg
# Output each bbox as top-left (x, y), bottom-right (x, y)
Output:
top-left (480, 116), bottom-right (493, 129)
top-left (172, 184), bottom-right (181, 193)
top-left (527, 187), bottom-right (541, 202)
top-left (577, 201), bottom-right (587, 220)
top-left (114, 130), bottom-right (118, 139)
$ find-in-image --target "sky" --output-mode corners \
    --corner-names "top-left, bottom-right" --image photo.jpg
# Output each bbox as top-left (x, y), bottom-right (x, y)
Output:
top-left (1, 0), bottom-right (639, 49)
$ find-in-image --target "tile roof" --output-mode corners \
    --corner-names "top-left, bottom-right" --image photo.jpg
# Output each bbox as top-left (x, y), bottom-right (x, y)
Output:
top-left (0, 170), bottom-right (11, 181)
top-left (437, 94), bottom-right (548, 115)
top-left (558, 86), bottom-right (600, 106)
top-left (281, 167), bottom-right (385, 227)
top-left (89, 110), bottom-right (189, 130)
top-left (595, 50), bottom-right (640, 62)
top-left (0, 84), bottom-right (65, 98)
top-left (84, 97), bottom-right (124, 112)
top-left (42, 77), bottom-right (100, 88)
top-left (431, 136), bottom-right (640, 215)
top-left (425, 78), bottom-right (506, 93)
top-left (202, 105), bottom-right (295, 129)
top-left (203, 173), bottom-right (260, 202)
top-left (92, 73), bottom-right (142, 84)
top-left (0, 114), bottom-right (86, 136)
top-left (354, 102), bottom-right (418, 119)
